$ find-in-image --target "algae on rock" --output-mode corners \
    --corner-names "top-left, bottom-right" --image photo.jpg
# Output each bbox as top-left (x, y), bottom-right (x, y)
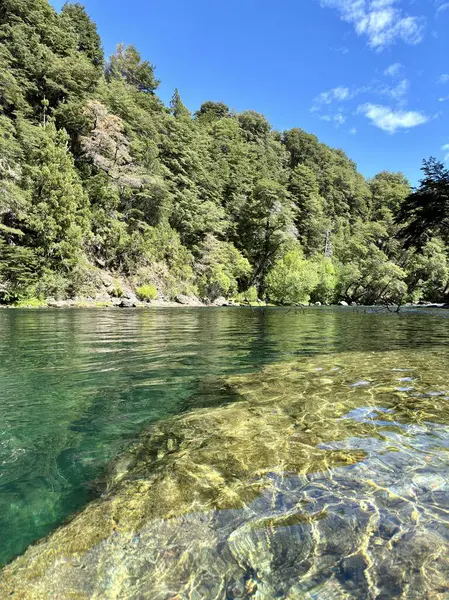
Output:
top-left (2, 350), bottom-right (449, 598)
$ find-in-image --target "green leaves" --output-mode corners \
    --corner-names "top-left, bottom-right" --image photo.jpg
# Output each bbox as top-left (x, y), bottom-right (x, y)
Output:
top-left (106, 44), bottom-right (159, 94)
top-left (0, 239), bottom-right (39, 302)
top-left (0, 0), bottom-right (444, 304)
top-left (22, 123), bottom-right (89, 266)
top-left (265, 247), bottom-right (319, 305)
top-left (397, 158), bottom-right (449, 249)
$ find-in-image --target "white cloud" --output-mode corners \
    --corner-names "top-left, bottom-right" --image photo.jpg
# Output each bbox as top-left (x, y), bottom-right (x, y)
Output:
top-left (315, 86), bottom-right (351, 105)
top-left (442, 144), bottom-right (449, 161)
top-left (320, 0), bottom-right (425, 50)
top-left (439, 74), bottom-right (449, 83)
top-left (321, 113), bottom-right (347, 125)
top-left (387, 78), bottom-right (409, 103)
top-left (439, 95), bottom-right (449, 102)
top-left (437, 2), bottom-right (449, 14)
top-left (384, 62), bottom-right (403, 77)
top-left (350, 127), bottom-right (357, 134)
top-left (358, 103), bottom-right (429, 133)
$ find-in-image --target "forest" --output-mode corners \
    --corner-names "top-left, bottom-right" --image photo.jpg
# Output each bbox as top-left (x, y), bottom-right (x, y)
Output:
top-left (1, 0), bottom-right (448, 307)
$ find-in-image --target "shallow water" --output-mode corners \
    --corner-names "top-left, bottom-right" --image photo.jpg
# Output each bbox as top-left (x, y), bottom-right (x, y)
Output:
top-left (1, 307), bottom-right (449, 597)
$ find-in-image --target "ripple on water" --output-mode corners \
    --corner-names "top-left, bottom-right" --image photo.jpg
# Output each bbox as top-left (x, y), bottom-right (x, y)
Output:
top-left (2, 347), bottom-right (449, 598)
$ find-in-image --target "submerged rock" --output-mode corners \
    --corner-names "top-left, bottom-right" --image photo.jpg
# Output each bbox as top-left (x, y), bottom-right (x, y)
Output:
top-left (2, 350), bottom-right (449, 598)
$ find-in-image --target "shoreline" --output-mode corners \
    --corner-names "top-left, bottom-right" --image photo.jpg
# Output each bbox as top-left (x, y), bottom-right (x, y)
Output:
top-left (1, 299), bottom-right (449, 310)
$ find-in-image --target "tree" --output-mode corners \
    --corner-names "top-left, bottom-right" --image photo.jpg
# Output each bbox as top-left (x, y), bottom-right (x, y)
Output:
top-left (237, 111), bottom-right (270, 141)
top-left (22, 122), bottom-right (89, 267)
top-left (397, 158), bottom-right (449, 248)
top-left (106, 44), bottom-right (159, 93)
top-left (289, 164), bottom-right (328, 254)
top-left (265, 247), bottom-right (319, 304)
top-left (61, 3), bottom-right (104, 68)
top-left (170, 89), bottom-right (190, 120)
top-left (0, 239), bottom-right (39, 302)
top-left (238, 179), bottom-right (294, 290)
top-left (406, 238), bottom-right (449, 302)
top-left (196, 234), bottom-right (251, 300)
top-left (0, 0), bottom-right (446, 305)
top-left (195, 101), bottom-right (230, 123)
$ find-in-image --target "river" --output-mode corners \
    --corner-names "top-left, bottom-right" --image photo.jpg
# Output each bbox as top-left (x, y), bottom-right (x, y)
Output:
top-left (1, 306), bottom-right (449, 597)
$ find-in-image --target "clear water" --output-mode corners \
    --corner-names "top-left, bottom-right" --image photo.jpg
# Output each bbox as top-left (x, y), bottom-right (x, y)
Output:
top-left (1, 306), bottom-right (449, 590)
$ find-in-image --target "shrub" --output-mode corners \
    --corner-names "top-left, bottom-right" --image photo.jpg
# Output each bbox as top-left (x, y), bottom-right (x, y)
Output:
top-left (196, 235), bottom-right (251, 300)
top-left (266, 248), bottom-right (319, 305)
top-left (13, 298), bottom-right (47, 308)
top-left (0, 241), bottom-right (40, 303)
top-left (34, 269), bottom-right (69, 301)
top-left (235, 286), bottom-right (259, 304)
top-left (110, 279), bottom-right (125, 298)
top-left (136, 284), bottom-right (158, 301)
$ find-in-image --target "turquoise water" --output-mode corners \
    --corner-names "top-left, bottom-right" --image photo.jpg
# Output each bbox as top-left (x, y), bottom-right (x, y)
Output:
top-left (1, 306), bottom-right (449, 569)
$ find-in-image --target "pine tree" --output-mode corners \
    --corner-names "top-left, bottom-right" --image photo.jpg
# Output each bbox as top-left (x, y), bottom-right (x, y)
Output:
top-left (23, 122), bottom-right (89, 267)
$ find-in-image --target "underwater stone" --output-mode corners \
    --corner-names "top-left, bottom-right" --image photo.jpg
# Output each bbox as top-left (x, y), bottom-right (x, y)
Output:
top-left (2, 350), bottom-right (449, 598)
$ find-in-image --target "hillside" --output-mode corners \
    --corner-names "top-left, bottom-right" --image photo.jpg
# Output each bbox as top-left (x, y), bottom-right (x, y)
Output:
top-left (0, 0), bottom-right (447, 306)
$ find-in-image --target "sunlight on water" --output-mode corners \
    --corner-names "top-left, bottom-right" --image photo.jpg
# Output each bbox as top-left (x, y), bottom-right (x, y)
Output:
top-left (1, 307), bottom-right (449, 598)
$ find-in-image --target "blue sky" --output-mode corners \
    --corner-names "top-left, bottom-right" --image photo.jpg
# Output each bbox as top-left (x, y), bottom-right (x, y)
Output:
top-left (50, 0), bottom-right (449, 185)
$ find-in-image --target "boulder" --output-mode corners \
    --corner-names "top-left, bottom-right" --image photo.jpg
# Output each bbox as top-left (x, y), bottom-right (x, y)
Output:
top-left (3, 350), bottom-right (449, 599)
top-left (47, 299), bottom-right (70, 309)
top-left (175, 295), bottom-right (203, 307)
top-left (94, 292), bottom-right (112, 302)
top-left (100, 272), bottom-right (114, 288)
top-left (118, 298), bottom-right (137, 308)
top-left (212, 296), bottom-right (228, 307)
top-left (123, 291), bottom-right (136, 301)
top-left (314, 302), bottom-right (322, 306)
top-left (338, 301), bottom-right (349, 307)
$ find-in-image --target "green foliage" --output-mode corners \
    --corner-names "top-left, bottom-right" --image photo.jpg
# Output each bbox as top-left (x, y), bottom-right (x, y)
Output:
top-left (170, 89), bottom-right (190, 121)
top-left (310, 258), bottom-right (337, 304)
top-left (334, 222), bottom-right (408, 305)
top-left (136, 284), bottom-right (157, 301)
top-left (0, 0), bottom-right (445, 305)
top-left (234, 286), bottom-right (258, 304)
top-left (266, 247), bottom-right (319, 305)
top-left (22, 122), bottom-right (89, 267)
top-left (397, 159), bottom-right (449, 248)
top-left (196, 234), bottom-right (251, 300)
top-left (0, 239), bottom-right (39, 302)
top-left (12, 297), bottom-right (47, 307)
top-left (110, 280), bottom-right (124, 298)
top-left (34, 269), bottom-right (69, 300)
top-left (406, 239), bottom-right (449, 302)
top-left (106, 44), bottom-right (159, 93)
top-left (60, 3), bottom-right (104, 68)
top-left (195, 101), bottom-right (230, 123)
top-left (238, 179), bottom-right (294, 290)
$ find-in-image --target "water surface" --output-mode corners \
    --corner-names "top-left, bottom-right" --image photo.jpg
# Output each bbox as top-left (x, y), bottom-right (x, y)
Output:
top-left (1, 306), bottom-right (449, 589)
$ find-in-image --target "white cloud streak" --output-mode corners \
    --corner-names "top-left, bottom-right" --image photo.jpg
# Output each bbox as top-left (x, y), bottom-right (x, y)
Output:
top-left (442, 144), bottom-right (449, 161)
top-left (384, 62), bottom-right (403, 77)
top-left (320, 113), bottom-right (347, 125)
top-left (358, 103), bottom-right (429, 133)
top-left (320, 0), bottom-right (425, 50)
top-left (315, 86), bottom-right (351, 105)
top-left (437, 2), bottom-right (449, 14)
